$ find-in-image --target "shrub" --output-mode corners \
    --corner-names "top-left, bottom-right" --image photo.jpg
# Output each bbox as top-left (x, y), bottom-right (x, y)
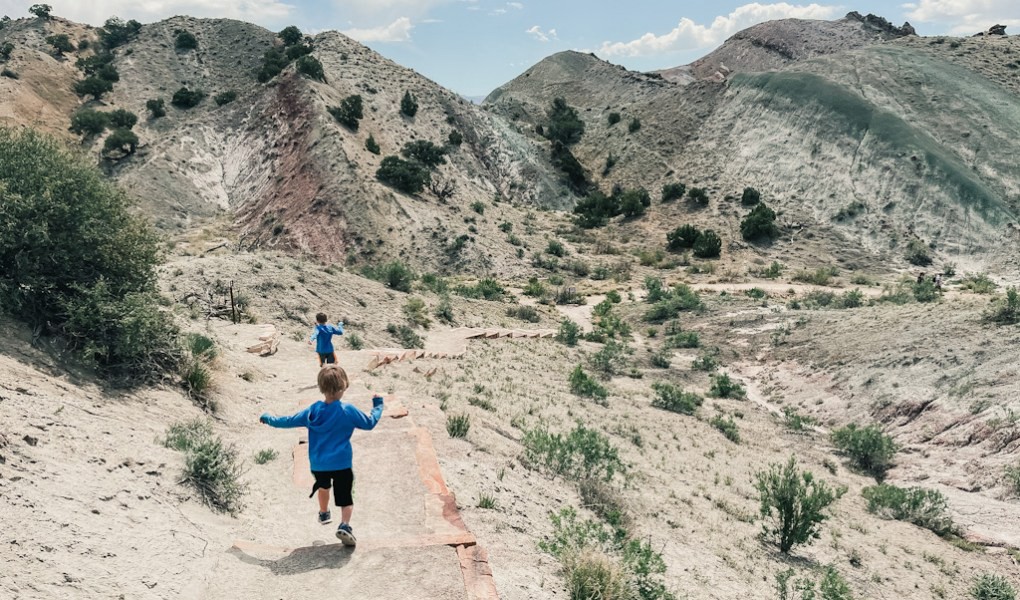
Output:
top-left (665, 331), bottom-right (699, 349)
top-left (346, 332), bottom-right (364, 350)
top-left (75, 51), bottom-right (114, 76)
top-left (434, 294), bottom-right (455, 324)
top-left (74, 76), bottom-right (113, 100)
top-left (295, 55), bottom-right (325, 81)
top-left (363, 260), bottom-right (415, 292)
top-left (107, 109), bottom-right (137, 129)
top-left (570, 366), bottom-right (609, 403)
top-left (69, 109), bottom-right (109, 137)
top-left (661, 182), bottom-right (686, 203)
top-left (619, 188), bottom-right (651, 218)
top-left (278, 25), bottom-right (303, 46)
top-left (740, 202), bottom-right (779, 241)
top-left (564, 550), bottom-right (634, 600)
top-left (643, 285), bottom-right (702, 323)
top-left (182, 434), bottom-right (247, 514)
top-left (175, 30), bottom-right (198, 51)
top-left (402, 140), bottom-right (447, 169)
top-left (328, 94), bottom-right (363, 130)
top-left (376, 155), bottom-right (430, 194)
top-left (214, 91), bottom-right (238, 106)
top-left (556, 319), bottom-right (581, 346)
top-left (403, 297), bottom-right (431, 329)
top-left (692, 230), bottom-right (722, 259)
top-left (793, 266), bottom-right (839, 286)
top-left (400, 90), bottom-right (418, 117)
top-left (523, 424), bottom-right (623, 482)
top-left (913, 278), bottom-right (939, 303)
top-left (861, 484), bottom-right (954, 536)
top-left (985, 288), bottom-right (1020, 324)
top-left (741, 187), bottom-right (761, 205)
top-left (547, 239), bottom-right (567, 257)
top-left (0, 128), bottom-right (178, 380)
top-left (29, 3), bottom-right (52, 19)
top-left (651, 382), bottom-right (702, 415)
top-left (103, 129), bottom-right (139, 157)
top-left (961, 273), bottom-right (996, 293)
top-left (164, 418), bottom-right (212, 452)
top-left (839, 289), bottom-right (865, 308)
top-left (171, 87), bottom-right (206, 108)
top-left (386, 323), bottom-right (424, 348)
top-left (607, 112), bottom-right (621, 126)
top-left (254, 448), bottom-right (278, 464)
top-left (448, 130), bottom-right (463, 146)
top-left (761, 261), bottom-right (784, 278)
top-left (688, 187), bottom-right (709, 205)
top-left (710, 415), bottom-right (740, 443)
top-left (454, 278), bottom-right (506, 301)
top-left (181, 358), bottom-right (213, 406)
top-left (470, 201), bottom-right (485, 215)
top-left (545, 97), bottom-right (584, 145)
top-left (365, 134), bottom-right (380, 154)
top-left (905, 239), bottom-right (932, 266)
top-left (256, 47), bottom-right (288, 82)
top-left (0, 42), bottom-right (13, 61)
top-left (691, 351), bottom-right (719, 372)
top-left (573, 190), bottom-right (620, 228)
top-left (628, 118), bottom-right (641, 133)
top-left (756, 456), bottom-right (839, 553)
top-left (666, 224), bottom-right (700, 251)
top-left (831, 424), bottom-right (897, 479)
top-left (446, 414), bottom-right (470, 438)
top-left (709, 373), bottom-right (745, 398)
top-left (146, 98), bottom-right (166, 119)
top-left (970, 574), bottom-right (1016, 600)
top-left (589, 340), bottom-right (630, 378)
top-left (45, 33), bottom-right (74, 55)
top-left (98, 17), bottom-right (142, 49)
top-left (507, 305), bottom-right (540, 323)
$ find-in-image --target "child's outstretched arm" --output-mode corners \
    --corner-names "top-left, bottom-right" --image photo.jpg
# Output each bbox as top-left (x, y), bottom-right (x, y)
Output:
top-left (349, 395), bottom-right (385, 430)
top-left (308, 328), bottom-right (318, 346)
top-left (330, 322), bottom-right (344, 336)
top-left (260, 407), bottom-right (312, 428)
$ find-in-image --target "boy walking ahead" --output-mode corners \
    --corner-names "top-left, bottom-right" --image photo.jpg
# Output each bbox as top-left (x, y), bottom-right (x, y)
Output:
top-left (309, 312), bottom-right (344, 367)
top-left (259, 364), bottom-right (383, 546)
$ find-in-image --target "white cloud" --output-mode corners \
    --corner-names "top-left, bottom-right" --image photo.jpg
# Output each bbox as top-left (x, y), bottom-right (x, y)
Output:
top-left (0, 0), bottom-right (294, 25)
top-left (597, 2), bottom-right (841, 58)
top-left (342, 16), bottom-right (413, 42)
top-left (903, 0), bottom-right (1020, 34)
top-left (526, 25), bottom-right (557, 42)
top-left (507, 2), bottom-right (523, 9)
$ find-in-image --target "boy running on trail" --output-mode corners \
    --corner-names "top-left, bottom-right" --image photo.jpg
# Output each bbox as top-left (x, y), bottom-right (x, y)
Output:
top-left (308, 312), bottom-right (344, 366)
top-left (259, 364), bottom-right (384, 546)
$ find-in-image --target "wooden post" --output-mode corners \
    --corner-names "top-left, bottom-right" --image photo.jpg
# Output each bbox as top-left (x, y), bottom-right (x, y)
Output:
top-left (229, 282), bottom-right (238, 324)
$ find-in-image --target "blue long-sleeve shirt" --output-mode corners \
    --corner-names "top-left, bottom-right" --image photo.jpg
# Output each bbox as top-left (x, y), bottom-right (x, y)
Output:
top-left (309, 323), bottom-right (344, 354)
top-left (261, 397), bottom-right (383, 471)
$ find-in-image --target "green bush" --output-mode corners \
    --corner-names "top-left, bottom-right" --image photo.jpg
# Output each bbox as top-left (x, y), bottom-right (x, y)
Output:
top-left (643, 284), bottom-right (702, 323)
top-left (740, 202), bottom-right (779, 241)
top-left (171, 87), bottom-right (206, 108)
top-left (793, 266), bottom-right (839, 286)
top-left (523, 424), bottom-right (623, 482)
top-left (45, 33), bottom-right (74, 55)
top-left (213, 91), bottom-right (238, 106)
top-left (400, 90), bottom-right (418, 117)
top-left (386, 323), bottom-right (424, 348)
top-left (376, 155), bottom-right (430, 194)
top-left (546, 239), bottom-right (567, 256)
top-left (589, 340), bottom-right (630, 378)
top-left (278, 25), bottom-right (304, 46)
top-left (831, 424), bottom-right (897, 479)
top-left (108, 109), bottom-right (137, 129)
top-left (551, 144), bottom-right (591, 194)
top-left (651, 382), bottom-right (702, 415)
top-left (710, 415), bottom-right (740, 443)
top-left (688, 187), bottom-right (709, 205)
top-left (691, 351), bottom-right (719, 372)
top-left (98, 17), bottom-right (141, 49)
top-left (607, 112), bottom-right (621, 126)
top-left (434, 294), bottom-right (455, 324)
top-left (507, 305), bottom-right (540, 323)
top-left (254, 448), bottom-right (278, 464)
top-left (446, 414), bottom-right (470, 438)
top-left (182, 434), bottom-right (247, 514)
top-left (363, 260), bottom-right (415, 292)
top-left (146, 98), bottom-right (166, 119)
top-left (0, 128), bottom-right (178, 380)
top-left (102, 129), bottom-right (139, 157)
top-left (556, 319), bottom-right (581, 346)
top-left (164, 418), bottom-right (213, 452)
top-left (345, 332), bottom-right (364, 350)
top-left (709, 373), bottom-right (745, 398)
top-left (861, 484), bottom-right (954, 535)
top-left (454, 278), bottom-right (506, 301)
top-left (961, 273), bottom-right (996, 294)
top-left (665, 331), bottom-right (699, 349)
top-left (0, 42), bottom-right (14, 61)
top-left (256, 47), bottom-right (289, 82)
top-left (448, 129), bottom-right (463, 146)
top-left (619, 188), bottom-right (651, 219)
top-left (570, 365), bottom-right (609, 403)
top-left (985, 288), bottom-right (1020, 324)
top-left (666, 224), bottom-right (700, 251)
top-left (970, 574), bottom-right (1016, 600)
top-left (403, 297), bottom-right (432, 329)
top-left (29, 4), bottom-right (52, 19)
top-left (692, 230), bottom-right (722, 259)
top-left (328, 94), bottom-right (363, 130)
top-left (756, 456), bottom-right (839, 553)
top-left (175, 30), bottom-right (198, 51)
top-left (69, 109), bottom-right (109, 136)
top-left (661, 182), bottom-right (686, 203)
top-left (365, 134), bottom-right (380, 154)
top-left (905, 239), bottom-right (932, 266)
top-left (741, 187), bottom-right (761, 205)
top-left (628, 117), bottom-right (641, 133)
top-left (913, 278), bottom-right (939, 303)
top-left (295, 55), bottom-right (325, 81)
top-left (402, 139), bottom-right (447, 169)
top-left (74, 76), bottom-right (113, 100)
top-left (545, 97), bottom-right (584, 145)
top-left (761, 261), bottom-right (784, 278)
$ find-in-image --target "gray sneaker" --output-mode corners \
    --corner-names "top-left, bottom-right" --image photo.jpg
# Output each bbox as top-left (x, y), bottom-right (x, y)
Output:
top-left (318, 511), bottom-right (332, 525)
top-left (335, 523), bottom-right (357, 546)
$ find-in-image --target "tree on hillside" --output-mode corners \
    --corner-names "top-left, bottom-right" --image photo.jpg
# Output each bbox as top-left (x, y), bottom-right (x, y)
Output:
top-left (619, 188), bottom-right (651, 218)
top-left (740, 202), bottom-right (779, 241)
top-left (75, 51), bottom-right (114, 76)
top-left (692, 230), bottom-right (722, 258)
top-left (98, 17), bottom-right (142, 49)
top-left (401, 140), bottom-right (446, 169)
top-left (550, 141), bottom-right (590, 194)
top-left (278, 25), bottom-right (303, 46)
top-left (0, 127), bottom-right (178, 379)
top-left (74, 76), bottom-right (113, 100)
top-left (688, 187), bottom-right (709, 206)
top-left (661, 182), bottom-right (686, 203)
top-left (29, 4), bottom-right (52, 19)
top-left (400, 91), bottom-right (418, 117)
top-left (328, 94), bottom-right (363, 131)
top-left (69, 109), bottom-right (109, 137)
top-left (666, 224), bottom-right (701, 251)
top-left (45, 34), bottom-right (74, 56)
top-left (175, 30), bottom-right (198, 51)
top-left (146, 98), bottom-right (166, 119)
top-left (256, 47), bottom-right (288, 82)
top-left (171, 87), bottom-right (205, 108)
top-left (103, 128), bottom-right (138, 157)
top-left (0, 42), bottom-right (13, 62)
top-left (295, 55), bottom-right (324, 82)
top-left (376, 155), bottom-right (430, 194)
top-left (756, 457), bottom-right (839, 554)
top-left (545, 97), bottom-right (584, 145)
top-left (108, 108), bottom-right (137, 129)
top-left (741, 186), bottom-right (761, 205)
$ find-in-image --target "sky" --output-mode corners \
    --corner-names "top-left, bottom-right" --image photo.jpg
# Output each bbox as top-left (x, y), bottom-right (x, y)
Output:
top-left (2, 1), bottom-right (1018, 97)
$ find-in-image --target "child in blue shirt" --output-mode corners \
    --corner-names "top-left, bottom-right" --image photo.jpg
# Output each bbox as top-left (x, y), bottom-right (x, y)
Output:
top-left (259, 364), bottom-right (383, 546)
top-left (308, 312), bottom-right (344, 366)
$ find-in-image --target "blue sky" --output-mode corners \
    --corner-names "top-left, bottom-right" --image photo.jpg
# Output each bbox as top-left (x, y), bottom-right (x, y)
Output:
top-left (3, 1), bottom-right (1018, 96)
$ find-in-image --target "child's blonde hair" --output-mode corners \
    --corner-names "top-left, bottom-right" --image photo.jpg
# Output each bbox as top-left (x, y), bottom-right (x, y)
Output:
top-left (318, 364), bottom-right (350, 397)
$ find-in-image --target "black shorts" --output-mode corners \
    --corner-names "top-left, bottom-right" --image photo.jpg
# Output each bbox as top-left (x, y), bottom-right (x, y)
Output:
top-left (318, 352), bottom-right (337, 365)
top-left (311, 469), bottom-right (354, 506)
